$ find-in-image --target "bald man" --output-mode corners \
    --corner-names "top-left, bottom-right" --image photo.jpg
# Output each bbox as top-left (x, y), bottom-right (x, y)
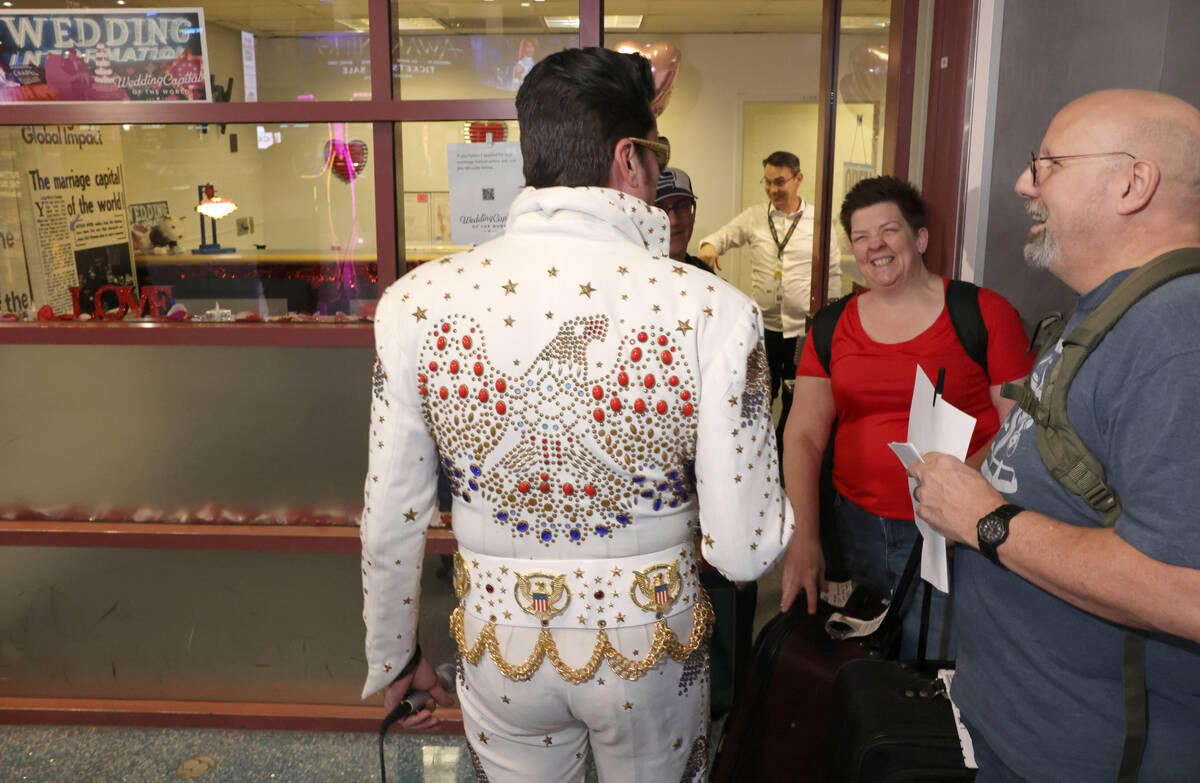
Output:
top-left (909, 90), bottom-right (1200, 781)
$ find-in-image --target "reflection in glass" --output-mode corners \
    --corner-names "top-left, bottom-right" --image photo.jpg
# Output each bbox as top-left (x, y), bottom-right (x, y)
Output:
top-left (392, 1), bottom-right (577, 99)
top-left (0, 122), bottom-right (378, 320)
top-left (834, 24), bottom-right (890, 296)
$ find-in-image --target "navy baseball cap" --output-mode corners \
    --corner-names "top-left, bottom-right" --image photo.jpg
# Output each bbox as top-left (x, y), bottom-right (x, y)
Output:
top-left (655, 167), bottom-right (697, 203)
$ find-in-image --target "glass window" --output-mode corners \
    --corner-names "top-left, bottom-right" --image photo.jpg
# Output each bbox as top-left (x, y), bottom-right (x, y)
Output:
top-left (398, 119), bottom-right (522, 269)
top-left (0, 1), bottom-right (371, 104)
top-left (598, 4), bottom-right (828, 323)
top-left (392, 1), bottom-right (577, 99)
top-left (0, 122), bottom-right (379, 321)
top-left (833, 12), bottom-right (892, 295)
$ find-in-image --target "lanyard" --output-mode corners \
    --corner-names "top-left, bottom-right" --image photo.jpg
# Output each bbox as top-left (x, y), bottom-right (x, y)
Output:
top-left (767, 204), bottom-right (803, 261)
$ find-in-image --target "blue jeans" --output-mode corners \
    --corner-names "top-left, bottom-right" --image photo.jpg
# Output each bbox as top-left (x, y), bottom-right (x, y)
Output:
top-left (833, 493), bottom-right (956, 660)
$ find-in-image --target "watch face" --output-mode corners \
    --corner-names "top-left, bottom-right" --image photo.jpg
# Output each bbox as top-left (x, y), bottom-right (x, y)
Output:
top-left (979, 515), bottom-right (1007, 545)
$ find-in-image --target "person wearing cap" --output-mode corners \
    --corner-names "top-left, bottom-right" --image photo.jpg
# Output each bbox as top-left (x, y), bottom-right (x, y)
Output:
top-left (655, 167), bottom-right (711, 273)
top-left (697, 151), bottom-right (840, 414)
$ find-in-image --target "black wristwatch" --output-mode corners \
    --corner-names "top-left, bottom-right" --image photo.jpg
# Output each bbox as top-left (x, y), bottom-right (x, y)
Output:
top-left (977, 504), bottom-right (1024, 566)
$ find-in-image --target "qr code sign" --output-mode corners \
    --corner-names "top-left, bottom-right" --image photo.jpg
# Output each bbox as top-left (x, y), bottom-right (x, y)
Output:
top-left (482, 188), bottom-right (495, 201)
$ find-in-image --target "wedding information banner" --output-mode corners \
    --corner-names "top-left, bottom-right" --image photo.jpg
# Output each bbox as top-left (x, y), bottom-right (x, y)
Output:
top-left (0, 9), bottom-right (211, 102)
top-left (15, 125), bottom-right (135, 314)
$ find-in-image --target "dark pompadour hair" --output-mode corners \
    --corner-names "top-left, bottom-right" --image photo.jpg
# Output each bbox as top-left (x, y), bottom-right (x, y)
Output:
top-left (839, 175), bottom-right (929, 237)
top-left (762, 151), bottom-right (801, 175)
top-left (515, 47), bottom-right (656, 188)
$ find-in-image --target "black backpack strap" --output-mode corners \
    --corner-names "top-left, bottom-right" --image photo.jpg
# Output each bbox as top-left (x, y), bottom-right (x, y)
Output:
top-left (810, 294), bottom-right (854, 375)
top-left (945, 279), bottom-right (990, 380)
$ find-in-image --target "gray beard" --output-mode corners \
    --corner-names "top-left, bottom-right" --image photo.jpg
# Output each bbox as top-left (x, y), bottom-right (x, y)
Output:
top-left (1021, 198), bottom-right (1058, 270)
top-left (1023, 225), bottom-right (1059, 270)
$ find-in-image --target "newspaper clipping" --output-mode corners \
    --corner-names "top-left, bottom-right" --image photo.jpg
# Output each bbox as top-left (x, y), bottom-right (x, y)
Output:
top-left (15, 124), bottom-right (135, 314)
top-left (0, 133), bottom-right (31, 315)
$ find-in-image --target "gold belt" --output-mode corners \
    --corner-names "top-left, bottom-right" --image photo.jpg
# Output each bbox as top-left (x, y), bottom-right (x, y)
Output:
top-left (449, 542), bottom-right (713, 683)
top-left (451, 591), bottom-right (713, 684)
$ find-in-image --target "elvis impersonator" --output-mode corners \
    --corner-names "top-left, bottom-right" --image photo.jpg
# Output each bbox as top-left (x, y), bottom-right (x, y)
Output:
top-left (361, 47), bottom-right (794, 782)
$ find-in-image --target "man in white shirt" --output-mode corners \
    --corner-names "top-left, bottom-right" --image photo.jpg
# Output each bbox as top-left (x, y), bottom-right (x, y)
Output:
top-left (362, 47), bottom-right (793, 783)
top-left (698, 151), bottom-right (839, 413)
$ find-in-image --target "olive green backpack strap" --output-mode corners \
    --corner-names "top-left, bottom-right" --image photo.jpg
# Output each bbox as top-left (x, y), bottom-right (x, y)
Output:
top-left (1000, 311), bottom-right (1070, 419)
top-left (1040, 248), bottom-right (1200, 526)
top-left (1117, 631), bottom-right (1149, 783)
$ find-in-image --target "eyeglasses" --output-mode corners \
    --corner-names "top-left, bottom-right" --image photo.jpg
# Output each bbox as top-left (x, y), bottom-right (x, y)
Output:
top-left (1028, 150), bottom-right (1134, 186)
top-left (761, 173), bottom-right (799, 188)
top-left (629, 136), bottom-right (670, 168)
top-left (658, 200), bottom-right (696, 218)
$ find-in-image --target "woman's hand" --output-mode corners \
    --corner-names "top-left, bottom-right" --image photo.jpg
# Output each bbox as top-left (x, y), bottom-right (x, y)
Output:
top-left (779, 376), bottom-right (836, 615)
top-left (780, 529), bottom-right (826, 614)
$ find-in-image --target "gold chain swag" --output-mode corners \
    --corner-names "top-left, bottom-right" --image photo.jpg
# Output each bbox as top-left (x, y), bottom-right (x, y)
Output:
top-left (451, 590), bottom-right (714, 684)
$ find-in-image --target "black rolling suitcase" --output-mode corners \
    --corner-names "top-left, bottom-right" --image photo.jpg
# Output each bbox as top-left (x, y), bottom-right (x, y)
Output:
top-left (831, 659), bottom-right (975, 782)
top-left (830, 522), bottom-right (975, 782)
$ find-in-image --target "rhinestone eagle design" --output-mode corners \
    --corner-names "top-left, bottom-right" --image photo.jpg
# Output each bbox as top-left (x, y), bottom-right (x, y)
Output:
top-left (416, 313), bottom-right (703, 546)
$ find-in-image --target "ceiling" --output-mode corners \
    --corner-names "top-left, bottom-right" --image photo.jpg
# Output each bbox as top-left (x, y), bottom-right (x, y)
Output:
top-left (14, 0), bottom-right (891, 38)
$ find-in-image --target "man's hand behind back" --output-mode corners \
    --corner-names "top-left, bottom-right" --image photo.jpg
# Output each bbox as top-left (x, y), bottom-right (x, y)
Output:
top-left (382, 656), bottom-right (454, 732)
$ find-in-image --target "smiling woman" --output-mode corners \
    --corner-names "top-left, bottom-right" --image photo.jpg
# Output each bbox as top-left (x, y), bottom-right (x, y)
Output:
top-left (781, 174), bottom-right (1034, 661)
top-left (847, 199), bottom-right (927, 291)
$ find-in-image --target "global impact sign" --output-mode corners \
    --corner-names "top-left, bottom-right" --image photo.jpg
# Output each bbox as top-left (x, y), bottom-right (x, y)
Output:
top-left (0, 9), bottom-right (211, 103)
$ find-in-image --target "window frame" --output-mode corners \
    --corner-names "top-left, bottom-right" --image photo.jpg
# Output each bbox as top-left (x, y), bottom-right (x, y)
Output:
top-left (0, 0), bottom-right (921, 346)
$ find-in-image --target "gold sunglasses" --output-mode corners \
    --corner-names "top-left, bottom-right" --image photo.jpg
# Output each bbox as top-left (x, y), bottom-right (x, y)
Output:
top-left (629, 136), bottom-right (671, 168)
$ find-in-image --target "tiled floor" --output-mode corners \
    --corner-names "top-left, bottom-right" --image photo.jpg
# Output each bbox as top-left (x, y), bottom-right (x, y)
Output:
top-left (3, 724), bottom-right (495, 782)
top-left (2, 717), bottom-right (742, 782)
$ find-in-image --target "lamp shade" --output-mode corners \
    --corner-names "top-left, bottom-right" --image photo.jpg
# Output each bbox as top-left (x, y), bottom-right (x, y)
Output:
top-left (196, 196), bottom-right (238, 219)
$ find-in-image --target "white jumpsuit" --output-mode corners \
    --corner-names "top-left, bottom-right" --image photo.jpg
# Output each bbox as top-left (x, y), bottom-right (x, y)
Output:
top-left (362, 185), bottom-right (794, 782)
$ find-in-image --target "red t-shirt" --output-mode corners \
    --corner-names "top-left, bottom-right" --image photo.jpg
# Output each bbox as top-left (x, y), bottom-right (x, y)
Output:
top-left (796, 281), bottom-right (1032, 519)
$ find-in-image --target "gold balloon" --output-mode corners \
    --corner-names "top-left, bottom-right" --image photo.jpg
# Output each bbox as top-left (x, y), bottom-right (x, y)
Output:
top-left (613, 41), bottom-right (682, 117)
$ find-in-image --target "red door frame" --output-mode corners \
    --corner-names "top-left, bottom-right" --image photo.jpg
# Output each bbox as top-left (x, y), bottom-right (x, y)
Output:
top-left (920, 0), bottom-right (976, 278)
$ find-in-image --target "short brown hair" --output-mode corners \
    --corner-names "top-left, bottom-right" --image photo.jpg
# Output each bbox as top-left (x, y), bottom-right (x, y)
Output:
top-left (839, 175), bottom-right (929, 238)
top-left (762, 151), bottom-right (801, 176)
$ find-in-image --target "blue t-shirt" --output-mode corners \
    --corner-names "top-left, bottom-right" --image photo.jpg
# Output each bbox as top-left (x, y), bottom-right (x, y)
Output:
top-left (956, 264), bottom-right (1200, 782)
